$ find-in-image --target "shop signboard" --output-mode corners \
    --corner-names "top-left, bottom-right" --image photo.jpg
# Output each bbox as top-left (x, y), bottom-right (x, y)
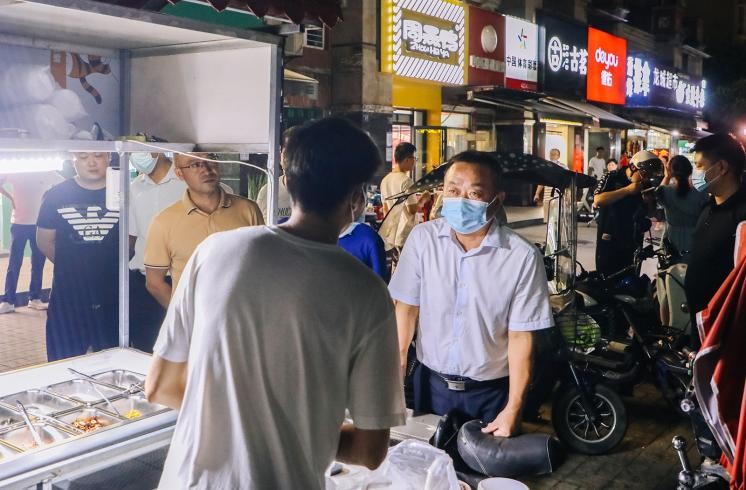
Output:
top-left (626, 53), bottom-right (706, 112)
top-left (537, 12), bottom-right (588, 97)
top-left (383, 0), bottom-right (466, 85)
top-left (586, 27), bottom-right (626, 105)
top-left (467, 5), bottom-right (505, 86)
top-left (504, 16), bottom-right (538, 91)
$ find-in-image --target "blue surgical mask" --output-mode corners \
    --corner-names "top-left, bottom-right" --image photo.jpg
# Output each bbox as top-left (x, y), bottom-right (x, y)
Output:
top-left (441, 196), bottom-right (497, 234)
top-left (691, 165), bottom-right (720, 193)
top-left (130, 152), bottom-right (157, 175)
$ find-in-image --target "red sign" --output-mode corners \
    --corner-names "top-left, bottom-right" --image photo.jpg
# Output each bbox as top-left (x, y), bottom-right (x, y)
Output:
top-left (467, 6), bottom-right (505, 86)
top-left (586, 27), bottom-right (626, 105)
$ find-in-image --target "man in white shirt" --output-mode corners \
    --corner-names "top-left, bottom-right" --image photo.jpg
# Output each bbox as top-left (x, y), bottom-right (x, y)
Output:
top-left (533, 148), bottom-right (567, 223)
top-left (128, 151), bottom-right (186, 352)
top-left (0, 171), bottom-right (64, 314)
top-left (390, 151), bottom-right (553, 436)
top-left (587, 146), bottom-right (606, 179)
top-left (255, 128), bottom-right (295, 223)
top-left (378, 142), bottom-right (429, 251)
top-left (145, 117), bottom-right (405, 489)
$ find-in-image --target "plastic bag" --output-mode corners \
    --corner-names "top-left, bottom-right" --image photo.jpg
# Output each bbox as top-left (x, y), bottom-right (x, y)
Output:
top-left (0, 104), bottom-right (77, 139)
top-left (0, 65), bottom-right (57, 107)
top-left (378, 440), bottom-right (460, 490)
top-left (48, 88), bottom-right (88, 122)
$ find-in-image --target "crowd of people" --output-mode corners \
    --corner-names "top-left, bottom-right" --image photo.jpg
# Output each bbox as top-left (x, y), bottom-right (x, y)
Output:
top-left (0, 116), bottom-right (744, 488)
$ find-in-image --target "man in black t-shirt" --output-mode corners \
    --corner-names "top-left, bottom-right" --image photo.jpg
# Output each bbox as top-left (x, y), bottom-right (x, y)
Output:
top-left (592, 150), bottom-right (661, 276)
top-left (685, 133), bottom-right (746, 319)
top-left (37, 152), bottom-right (119, 361)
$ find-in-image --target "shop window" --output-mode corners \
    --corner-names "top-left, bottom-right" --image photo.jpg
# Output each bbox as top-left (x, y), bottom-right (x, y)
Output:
top-left (304, 26), bottom-right (325, 49)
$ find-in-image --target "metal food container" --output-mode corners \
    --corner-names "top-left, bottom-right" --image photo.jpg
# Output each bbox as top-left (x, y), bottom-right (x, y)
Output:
top-left (0, 390), bottom-right (80, 416)
top-left (0, 405), bottom-right (21, 429)
top-left (94, 395), bottom-right (167, 420)
top-left (0, 441), bottom-right (19, 460)
top-left (55, 408), bottom-right (124, 433)
top-left (46, 379), bottom-right (123, 404)
top-left (92, 370), bottom-right (144, 390)
top-left (0, 422), bottom-right (77, 452)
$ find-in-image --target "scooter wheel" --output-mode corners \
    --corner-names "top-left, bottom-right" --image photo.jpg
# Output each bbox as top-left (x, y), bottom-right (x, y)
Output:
top-left (551, 383), bottom-right (628, 455)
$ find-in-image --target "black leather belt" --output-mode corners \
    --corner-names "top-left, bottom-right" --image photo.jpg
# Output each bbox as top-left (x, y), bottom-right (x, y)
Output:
top-left (431, 371), bottom-right (508, 392)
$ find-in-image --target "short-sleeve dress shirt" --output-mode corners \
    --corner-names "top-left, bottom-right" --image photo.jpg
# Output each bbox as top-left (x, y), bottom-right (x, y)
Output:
top-left (389, 218), bottom-right (553, 380)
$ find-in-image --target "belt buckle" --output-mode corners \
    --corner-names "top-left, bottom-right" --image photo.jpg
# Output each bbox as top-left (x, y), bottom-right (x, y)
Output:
top-left (446, 379), bottom-right (466, 391)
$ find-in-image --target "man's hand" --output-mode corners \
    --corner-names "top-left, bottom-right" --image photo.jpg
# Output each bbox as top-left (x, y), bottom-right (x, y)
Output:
top-left (624, 172), bottom-right (643, 195)
top-left (533, 195), bottom-right (542, 205)
top-left (482, 406), bottom-right (521, 437)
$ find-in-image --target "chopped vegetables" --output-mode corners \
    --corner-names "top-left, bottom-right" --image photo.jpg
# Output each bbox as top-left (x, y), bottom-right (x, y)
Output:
top-left (125, 409), bottom-right (141, 420)
top-left (72, 416), bottom-right (107, 432)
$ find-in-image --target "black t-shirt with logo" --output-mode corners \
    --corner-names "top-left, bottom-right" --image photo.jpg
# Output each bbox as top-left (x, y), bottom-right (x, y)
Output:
top-left (37, 178), bottom-right (120, 360)
top-left (685, 186), bottom-right (746, 315)
top-left (593, 169), bottom-right (646, 249)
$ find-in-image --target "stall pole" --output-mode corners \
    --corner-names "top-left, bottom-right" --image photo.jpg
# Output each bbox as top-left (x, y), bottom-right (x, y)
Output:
top-left (118, 150), bottom-right (130, 348)
top-left (266, 42), bottom-right (284, 225)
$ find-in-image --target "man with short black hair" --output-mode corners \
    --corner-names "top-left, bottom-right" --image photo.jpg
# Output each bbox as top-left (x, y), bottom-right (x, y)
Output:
top-left (588, 147), bottom-right (606, 178)
top-left (146, 118), bottom-right (405, 489)
top-left (379, 142), bottom-right (429, 251)
top-left (685, 133), bottom-right (746, 320)
top-left (391, 150), bottom-right (552, 436)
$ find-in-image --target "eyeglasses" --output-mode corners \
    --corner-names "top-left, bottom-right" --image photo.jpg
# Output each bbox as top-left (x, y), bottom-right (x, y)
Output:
top-left (177, 161), bottom-right (219, 171)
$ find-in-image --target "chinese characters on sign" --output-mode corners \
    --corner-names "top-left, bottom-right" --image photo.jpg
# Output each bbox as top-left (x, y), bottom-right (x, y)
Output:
top-left (538, 13), bottom-right (588, 97)
top-left (625, 54), bottom-right (706, 112)
top-left (467, 6), bottom-right (506, 86)
top-left (504, 16), bottom-right (538, 91)
top-left (547, 36), bottom-right (587, 75)
top-left (391, 0), bottom-right (465, 85)
top-left (586, 27), bottom-right (626, 105)
top-left (402, 18), bottom-right (459, 59)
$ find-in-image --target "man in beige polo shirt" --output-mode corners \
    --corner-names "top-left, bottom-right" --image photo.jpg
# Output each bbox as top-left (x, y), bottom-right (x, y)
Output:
top-left (144, 153), bottom-right (263, 308)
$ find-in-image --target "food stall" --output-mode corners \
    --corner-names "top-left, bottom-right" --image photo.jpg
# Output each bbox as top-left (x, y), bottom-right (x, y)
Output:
top-left (0, 0), bottom-right (283, 487)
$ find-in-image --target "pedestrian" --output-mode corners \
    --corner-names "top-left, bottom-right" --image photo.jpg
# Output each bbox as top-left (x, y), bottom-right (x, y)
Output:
top-left (606, 158), bottom-right (619, 172)
top-left (339, 184), bottom-right (389, 281)
top-left (255, 127), bottom-right (295, 223)
top-left (0, 170), bottom-right (63, 314)
top-left (389, 150), bottom-right (553, 434)
top-left (533, 148), bottom-right (566, 223)
top-left (144, 152), bottom-right (263, 309)
top-left (655, 155), bottom-right (708, 257)
top-left (593, 150), bottom-right (661, 276)
top-left (378, 142), bottom-right (429, 252)
top-left (128, 151), bottom-right (186, 352)
top-left (587, 146), bottom-right (606, 179)
top-left (36, 152), bottom-right (119, 361)
top-left (145, 117), bottom-right (405, 489)
top-left (684, 133), bottom-right (746, 329)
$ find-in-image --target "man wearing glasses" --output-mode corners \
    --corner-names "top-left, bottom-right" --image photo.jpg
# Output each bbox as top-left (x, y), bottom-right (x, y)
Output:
top-left (144, 152), bottom-right (263, 308)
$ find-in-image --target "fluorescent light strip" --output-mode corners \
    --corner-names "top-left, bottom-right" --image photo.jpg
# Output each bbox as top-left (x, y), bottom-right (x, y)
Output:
top-left (0, 157), bottom-right (64, 174)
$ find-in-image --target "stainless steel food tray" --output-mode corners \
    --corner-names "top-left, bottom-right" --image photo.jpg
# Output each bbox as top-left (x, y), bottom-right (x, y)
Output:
top-left (46, 379), bottom-right (123, 404)
top-left (93, 394), bottom-right (168, 420)
top-left (0, 390), bottom-right (80, 416)
top-left (54, 408), bottom-right (125, 434)
top-left (0, 441), bottom-right (19, 460)
top-left (0, 405), bottom-right (21, 429)
top-left (0, 421), bottom-right (79, 452)
top-left (92, 370), bottom-right (145, 390)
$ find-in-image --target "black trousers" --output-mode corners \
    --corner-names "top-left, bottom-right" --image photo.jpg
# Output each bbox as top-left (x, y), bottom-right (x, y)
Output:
top-left (129, 270), bottom-right (168, 353)
top-left (413, 364), bottom-right (509, 423)
top-left (3, 224), bottom-right (45, 304)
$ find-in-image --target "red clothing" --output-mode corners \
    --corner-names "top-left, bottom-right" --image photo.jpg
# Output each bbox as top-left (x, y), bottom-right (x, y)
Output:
top-left (694, 221), bottom-right (746, 489)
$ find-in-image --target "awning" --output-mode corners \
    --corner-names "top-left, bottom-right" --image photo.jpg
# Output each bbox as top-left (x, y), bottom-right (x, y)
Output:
top-left (542, 97), bottom-right (636, 129)
top-left (466, 89), bottom-right (592, 125)
top-left (284, 69), bottom-right (318, 84)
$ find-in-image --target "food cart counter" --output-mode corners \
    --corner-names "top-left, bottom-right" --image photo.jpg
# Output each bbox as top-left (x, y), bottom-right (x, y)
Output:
top-left (0, 348), bottom-right (175, 490)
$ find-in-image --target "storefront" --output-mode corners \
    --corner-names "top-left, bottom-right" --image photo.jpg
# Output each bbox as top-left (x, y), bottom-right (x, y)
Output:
top-left (380, 0), bottom-right (466, 177)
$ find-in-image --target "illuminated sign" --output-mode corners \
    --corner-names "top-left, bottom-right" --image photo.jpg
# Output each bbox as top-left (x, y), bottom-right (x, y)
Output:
top-left (504, 16), bottom-right (538, 91)
top-left (586, 27), bottom-right (627, 105)
top-left (538, 12), bottom-right (588, 97)
top-left (626, 54), bottom-right (706, 112)
top-left (467, 5), bottom-right (505, 86)
top-left (385, 0), bottom-right (465, 85)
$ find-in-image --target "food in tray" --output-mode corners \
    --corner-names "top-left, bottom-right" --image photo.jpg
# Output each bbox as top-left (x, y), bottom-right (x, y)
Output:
top-left (72, 416), bottom-right (108, 432)
top-left (124, 409), bottom-right (142, 420)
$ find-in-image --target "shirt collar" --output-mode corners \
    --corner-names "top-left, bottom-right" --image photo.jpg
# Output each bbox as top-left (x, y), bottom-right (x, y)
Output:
top-left (436, 218), bottom-right (506, 249)
top-left (182, 187), bottom-right (232, 215)
top-left (141, 164), bottom-right (179, 186)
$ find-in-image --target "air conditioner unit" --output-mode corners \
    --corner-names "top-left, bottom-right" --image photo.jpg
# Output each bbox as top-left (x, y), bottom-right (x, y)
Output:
top-left (285, 33), bottom-right (305, 57)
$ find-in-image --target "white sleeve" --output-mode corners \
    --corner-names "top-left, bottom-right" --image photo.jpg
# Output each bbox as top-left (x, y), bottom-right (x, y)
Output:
top-left (128, 188), bottom-right (138, 237)
top-left (348, 308), bottom-right (407, 430)
top-left (508, 249), bottom-right (554, 331)
top-left (388, 227), bottom-right (422, 306)
top-left (152, 245), bottom-right (199, 362)
top-left (256, 184), bottom-right (268, 221)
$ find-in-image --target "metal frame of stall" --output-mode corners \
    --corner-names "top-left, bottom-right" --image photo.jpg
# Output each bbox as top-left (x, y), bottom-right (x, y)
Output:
top-left (0, 0), bottom-right (283, 486)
